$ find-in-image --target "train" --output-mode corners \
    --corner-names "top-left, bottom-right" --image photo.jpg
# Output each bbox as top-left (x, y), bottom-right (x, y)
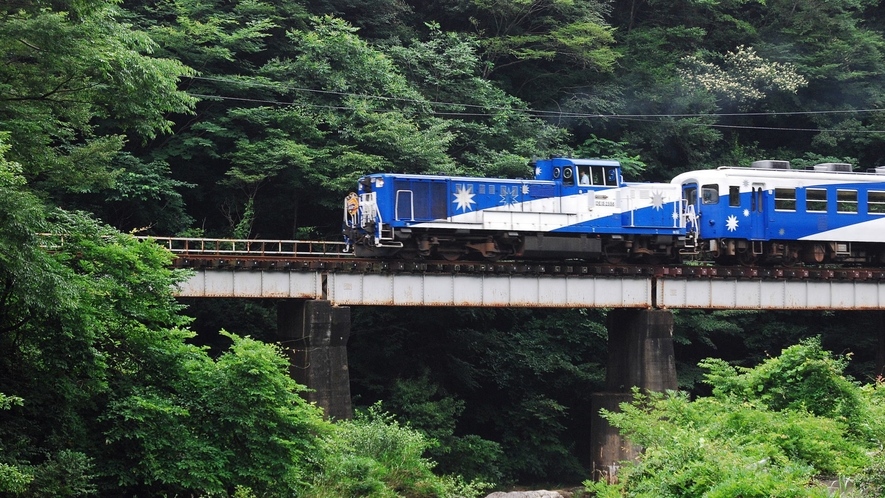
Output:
top-left (342, 157), bottom-right (885, 265)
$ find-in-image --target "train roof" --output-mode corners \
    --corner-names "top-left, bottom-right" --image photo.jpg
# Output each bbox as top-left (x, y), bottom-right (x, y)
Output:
top-left (361, 157), bottom-right (622, 184)
top-left (671, 160), bottom-right (885, 185)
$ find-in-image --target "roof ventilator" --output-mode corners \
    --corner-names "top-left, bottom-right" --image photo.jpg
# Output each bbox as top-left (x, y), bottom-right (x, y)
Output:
top-left (812, 162), bottom-right (852, 172)
top-left (751, 160), bottom-right (790, 169)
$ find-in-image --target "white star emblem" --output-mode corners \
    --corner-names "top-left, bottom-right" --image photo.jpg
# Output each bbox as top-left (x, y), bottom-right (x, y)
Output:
top-left (650, 191), bottom-right (664, 210)
top-left (500, 186), bottom-right (519, 205)
top-left (726, 215), bottom-right (739, 231)
top-left (452, 184), bottom-right (476, 212)
top-left (743, 209), bottom-right (750, 217)
top-left (535, 166), bottom-right (542, 176)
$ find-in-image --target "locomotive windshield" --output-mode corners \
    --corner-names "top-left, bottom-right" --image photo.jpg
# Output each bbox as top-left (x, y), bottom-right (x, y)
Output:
top-left (576, 166), bottom-right (619, 186)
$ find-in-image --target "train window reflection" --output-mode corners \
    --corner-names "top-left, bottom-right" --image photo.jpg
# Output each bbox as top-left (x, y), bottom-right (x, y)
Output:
top-left (775, 188), bottom-right (796, 211)
top-left (806, 188), bottom-right (827, 212)
top-left (869, 191), bottom-right (885, 214)
top-left (729, 186), bottom-right (740, 207)
top-left (837, 189), bottom-right (858, 213)
top-left (701, 184), bottom-right (719, 204)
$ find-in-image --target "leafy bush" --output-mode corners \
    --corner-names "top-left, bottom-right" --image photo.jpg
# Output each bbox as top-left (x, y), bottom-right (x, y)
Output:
top-left (305, 403), bottom-right (492, 498)
top-left (587, 340), bottom-right (884, 497)
top-left (387, 376), bottom-right (504, 484)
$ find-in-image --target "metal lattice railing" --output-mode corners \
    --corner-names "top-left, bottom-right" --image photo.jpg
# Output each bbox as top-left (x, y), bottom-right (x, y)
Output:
top-left (139, 237), bottom-right (349, 258)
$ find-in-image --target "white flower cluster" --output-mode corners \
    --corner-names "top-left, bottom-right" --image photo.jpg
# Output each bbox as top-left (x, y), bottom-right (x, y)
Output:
top-left (679, 45), bottom-right (807, 105)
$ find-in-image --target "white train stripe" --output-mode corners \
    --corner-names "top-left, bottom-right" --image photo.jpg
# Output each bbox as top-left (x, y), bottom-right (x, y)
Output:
top-left (799, 216), bottom-right (885, 242)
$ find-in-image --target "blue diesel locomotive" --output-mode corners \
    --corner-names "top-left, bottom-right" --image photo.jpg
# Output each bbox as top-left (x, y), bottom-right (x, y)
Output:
top-left (343, 157), bottom-right (684, 262)
top-left (342, 157), bottom-right (885, 265)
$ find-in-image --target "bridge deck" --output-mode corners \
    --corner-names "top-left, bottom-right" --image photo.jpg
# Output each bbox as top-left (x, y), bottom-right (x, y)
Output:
top-left (125, 236), bottom-right (885, 309)
top-left (175, 267), bottom-right (885, 310)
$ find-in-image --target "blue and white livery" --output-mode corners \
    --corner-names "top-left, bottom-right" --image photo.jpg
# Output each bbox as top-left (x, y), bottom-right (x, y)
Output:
top-left (673, 160), bottom-right (885, 265)
top-left (343, 157), bottom-right (684, 261)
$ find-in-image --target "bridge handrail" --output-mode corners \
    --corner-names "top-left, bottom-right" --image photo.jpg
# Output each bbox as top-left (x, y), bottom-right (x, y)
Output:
top-left (38, 233), bottom-right (350, 257)
top-left (139, 236), bottom-right (349, 257)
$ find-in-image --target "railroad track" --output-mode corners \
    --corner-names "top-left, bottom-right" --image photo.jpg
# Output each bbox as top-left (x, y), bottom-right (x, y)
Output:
top-left (168, 253), bottom-right (885, 282)
top-left (37, 235), bottom-right (885, 281)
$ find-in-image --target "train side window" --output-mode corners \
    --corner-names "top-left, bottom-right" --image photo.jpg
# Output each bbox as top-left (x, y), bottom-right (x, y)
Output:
top-left (578, 167), bottom-right (590, 185)
top-left (701, 184), bottom-right (719, 204)
top-left (775, 188), bottom-right (796, 211)
top-left (806, 188), bottom-right (827, 212)
top-left (562, 166), bottom-right (574, 186)
top-left (729, 186), bottom-right (740, 207)
top-left (603, 166), bottom-right (618, 186)
top-left (837, 189), bottom-right (858, 213)
top-left (869, 190), bottom-right (885, 214)
top-left (591, 167), bottom-right (604, 186)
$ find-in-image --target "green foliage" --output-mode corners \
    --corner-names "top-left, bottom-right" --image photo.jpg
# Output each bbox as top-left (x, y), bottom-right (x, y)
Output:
top-left (306, 403), bottom-right (492, 498)
top-left (576, 134), bottom-right (648, 177)
top-left (386, 376), bottom-right (504, 484)
top-left (0, 393), bottom-right (32, 495)
top-left (0, 145), bottom-right (328, 495)
top-left (588, 340), bottom-right (885, 497)
top-left (701, 338), bottom-right (873, 440)
top-left (102, 331), bottom-right (326, 495)
top-left (349, 307), bottom-right (608, 483)
top-left (0, 2), bottom-right (196, 195)
top-left (25, 450), bottom-right (97, 497)
top-left (857, 448), bottom-right (885, 497)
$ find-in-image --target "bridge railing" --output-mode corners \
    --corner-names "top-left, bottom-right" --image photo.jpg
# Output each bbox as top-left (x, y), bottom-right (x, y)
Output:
top-left (138, 236), bottom-right (350, 258)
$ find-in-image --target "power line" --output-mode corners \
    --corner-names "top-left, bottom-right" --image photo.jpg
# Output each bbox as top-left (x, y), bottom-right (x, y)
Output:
top-left (186, 74), bottom-right (885, 119)
top-left (184, 75), bottom-right (885, 134)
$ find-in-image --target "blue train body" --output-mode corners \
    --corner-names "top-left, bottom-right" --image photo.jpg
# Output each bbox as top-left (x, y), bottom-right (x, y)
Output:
top-left (344, 157), bottom-right (885, 265)
top-left (673, 160), bottom-right (885, 264)
top-left (343, 158), bottom-right (684, 261)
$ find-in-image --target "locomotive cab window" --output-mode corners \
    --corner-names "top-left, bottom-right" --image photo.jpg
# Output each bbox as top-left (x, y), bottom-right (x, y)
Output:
top-left (729, 186), bottom-right (740, 207)
top-left (806, 188), bottom-right (827, 212)
top-left (837, 189), bottom-right (858, 213)
top-left (701, 184), bottom-right (719, 204)
top-left (603, 166), bottom-right (619, 186)
top-left (578, 167), bottom-right (590, 185)
top-left (869, 190), bottom-right (885, 214)
top-left (775, 188), bottom-right (796, 211)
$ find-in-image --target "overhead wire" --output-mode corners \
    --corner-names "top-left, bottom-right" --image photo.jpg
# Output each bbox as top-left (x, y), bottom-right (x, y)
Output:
top-left (183, 75), bottom-right (885, 134)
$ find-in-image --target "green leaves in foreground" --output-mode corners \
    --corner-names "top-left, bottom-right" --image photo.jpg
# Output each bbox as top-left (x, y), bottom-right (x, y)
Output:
top-left (308, 403), bottom-right (492, 498)
top-left (587, 339), bottom-right (885, 497)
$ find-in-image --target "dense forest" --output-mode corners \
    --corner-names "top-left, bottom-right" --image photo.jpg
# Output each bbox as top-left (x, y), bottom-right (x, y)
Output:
top-left (3, 0), bottom-right (885, 495)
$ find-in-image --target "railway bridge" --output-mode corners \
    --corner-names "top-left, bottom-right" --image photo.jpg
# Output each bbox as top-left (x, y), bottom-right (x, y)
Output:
top-left (151, 236), bottom-right (885, 478)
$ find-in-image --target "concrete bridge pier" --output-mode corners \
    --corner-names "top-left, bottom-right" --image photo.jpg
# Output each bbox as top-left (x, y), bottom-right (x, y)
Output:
top-left (277, 300), bottom-right (353, 420)
top-left (590, 308), bottom-right (677, 482)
